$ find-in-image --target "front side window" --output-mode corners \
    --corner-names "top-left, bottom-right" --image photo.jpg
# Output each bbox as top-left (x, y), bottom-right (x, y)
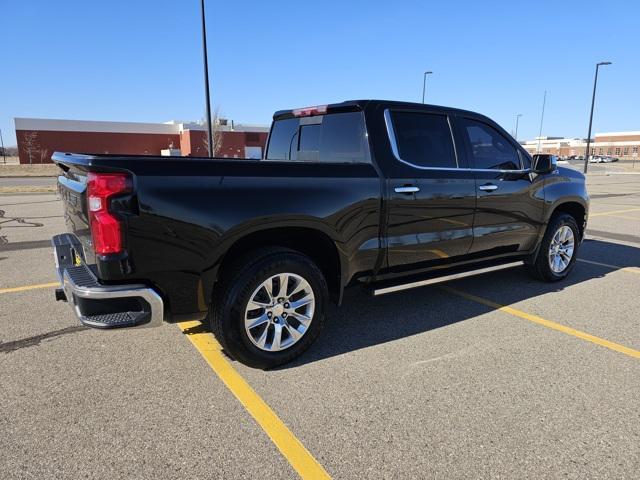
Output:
top-left (459, 118), bottom-right (521, 170)
top-left (266, 112), bottom-right (370, 163)
top-left (519, 150), bottom-right (531, 169)
top-left (390, 111), bottom-right (457, 168)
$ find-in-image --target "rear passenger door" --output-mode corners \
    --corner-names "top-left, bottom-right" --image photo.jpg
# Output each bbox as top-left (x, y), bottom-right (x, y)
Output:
top-left (382, 109), bottom-right (476, 271)
top-left (455, 116), bottom-right (544, 255)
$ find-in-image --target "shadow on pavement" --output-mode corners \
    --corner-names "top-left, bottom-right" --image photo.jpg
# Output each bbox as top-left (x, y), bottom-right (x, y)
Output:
top-left (0, 199), bottom-right (59, 207)
top-left (0, 325), bottom-right (88, 354)
top-left (278, 239), bottom-right (639, 368)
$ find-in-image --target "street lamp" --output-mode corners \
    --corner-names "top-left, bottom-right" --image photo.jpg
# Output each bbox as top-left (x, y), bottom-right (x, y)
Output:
top-left (536, 90), bottom-right (547, 153)
top-left (200, 0), bottom-right (214, 158)
top-left (0, 129), bottom-right (5, 164)
top-left (514, 114), bottom-right (523, 141)
top-left (422, 71), bottom-right (433, 104)
top-left (583, 61), bottom-right (612, 173)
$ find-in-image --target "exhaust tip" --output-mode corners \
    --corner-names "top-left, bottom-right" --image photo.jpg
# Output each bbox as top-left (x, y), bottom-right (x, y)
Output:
top-left (55, 288), bottom-right (67, 302)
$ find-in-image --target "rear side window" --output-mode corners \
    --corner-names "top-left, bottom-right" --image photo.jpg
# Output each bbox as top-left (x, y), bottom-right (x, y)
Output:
top-left (460, 118), bottom-right (521, 170)
top-left (266, 112), bottom-right (370, 163)
top-left (390, 112), bottom-right (457, 169)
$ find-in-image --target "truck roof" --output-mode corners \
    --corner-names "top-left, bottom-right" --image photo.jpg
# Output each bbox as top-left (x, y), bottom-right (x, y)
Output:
top-left (272, 99), bottom-right (487, 121)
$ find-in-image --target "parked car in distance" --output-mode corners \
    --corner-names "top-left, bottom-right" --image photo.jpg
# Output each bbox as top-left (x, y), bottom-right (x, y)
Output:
top-left (590, 155), bottom-right (619, 163)
top-left (51, 100), bottom-right (589, 368)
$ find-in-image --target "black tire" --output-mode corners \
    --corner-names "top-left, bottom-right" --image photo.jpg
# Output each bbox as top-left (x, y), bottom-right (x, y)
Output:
top-left (208, 247), bottom-right (328, 369)
top-left (526, 213), bottom-right (580, 282)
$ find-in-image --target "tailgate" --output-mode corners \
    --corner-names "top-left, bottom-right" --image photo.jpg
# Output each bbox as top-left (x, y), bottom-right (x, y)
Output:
top-left (56, 163), bottom-right (95, 262)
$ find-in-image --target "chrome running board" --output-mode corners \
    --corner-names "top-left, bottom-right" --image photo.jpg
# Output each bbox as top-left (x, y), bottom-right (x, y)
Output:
top-left (372, 261), bottom-right (524, 296)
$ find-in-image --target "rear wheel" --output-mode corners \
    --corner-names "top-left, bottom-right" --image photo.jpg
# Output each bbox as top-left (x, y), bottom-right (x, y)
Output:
top-left (526, 213), bottom-right (580, 282)
top-left (208, 247), bottom-right (328, 369)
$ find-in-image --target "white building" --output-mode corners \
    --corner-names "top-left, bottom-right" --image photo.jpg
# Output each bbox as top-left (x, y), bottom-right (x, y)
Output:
top-left (521, 132), bottom-right (640, 159)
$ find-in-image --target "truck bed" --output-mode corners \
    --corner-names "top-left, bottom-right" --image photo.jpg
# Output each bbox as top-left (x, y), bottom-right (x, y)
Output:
top-left (53, 151), bottom-right (383, 318)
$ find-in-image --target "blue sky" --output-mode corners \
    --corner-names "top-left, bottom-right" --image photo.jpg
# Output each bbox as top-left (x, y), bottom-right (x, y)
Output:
top-left (1, 0), bottom-right (638, 146)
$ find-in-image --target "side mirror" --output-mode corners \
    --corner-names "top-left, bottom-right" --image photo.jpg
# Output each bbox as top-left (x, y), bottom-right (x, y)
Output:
top-left (532, 154), bottom-right (558, 174)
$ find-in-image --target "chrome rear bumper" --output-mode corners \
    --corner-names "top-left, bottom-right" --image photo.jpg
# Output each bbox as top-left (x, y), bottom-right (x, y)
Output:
top-left (52, 234), bottom-right (164, 328)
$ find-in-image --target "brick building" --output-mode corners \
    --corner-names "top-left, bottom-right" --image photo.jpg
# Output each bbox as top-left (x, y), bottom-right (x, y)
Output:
top-left (14, 117), bottom-right (269, 164)
top-left (522, 132), bottom-right (640, 159)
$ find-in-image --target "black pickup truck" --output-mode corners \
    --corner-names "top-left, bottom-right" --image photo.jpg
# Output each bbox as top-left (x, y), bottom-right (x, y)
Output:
top-left (52, 100), bottom-right (589, 368)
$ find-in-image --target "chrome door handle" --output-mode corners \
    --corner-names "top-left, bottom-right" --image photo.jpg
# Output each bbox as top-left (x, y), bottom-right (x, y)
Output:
top-left (478, 184), bottom-right (498, 191)
top-left (394, 186), bottom-right (420, 194)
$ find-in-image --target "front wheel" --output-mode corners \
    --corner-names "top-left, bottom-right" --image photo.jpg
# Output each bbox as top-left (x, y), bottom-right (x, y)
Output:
top-left (526, 213), bottom-right (580, 282)
top-left (208, 248), bottom-right (328, 369)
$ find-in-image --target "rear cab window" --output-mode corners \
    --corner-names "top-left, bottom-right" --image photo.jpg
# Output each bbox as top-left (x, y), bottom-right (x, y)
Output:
top-left (266, 111), bottom-right (370, 163)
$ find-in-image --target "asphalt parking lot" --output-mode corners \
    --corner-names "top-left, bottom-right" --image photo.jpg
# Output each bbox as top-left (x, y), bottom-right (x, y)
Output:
top-left (1, 170), bottom-right (639, 479)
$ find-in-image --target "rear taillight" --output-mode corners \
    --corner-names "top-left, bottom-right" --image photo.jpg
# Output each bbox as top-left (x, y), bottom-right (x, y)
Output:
top-left (87, 172), bottom-right (132, 255)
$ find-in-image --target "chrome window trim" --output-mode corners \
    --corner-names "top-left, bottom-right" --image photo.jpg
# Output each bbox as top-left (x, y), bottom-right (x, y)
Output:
top-left (517, 149), bottom-right (528, 171)
top-left (447, 115), bottom-right (460, 168)
top-left (383, 108), bottom-right (529, 174)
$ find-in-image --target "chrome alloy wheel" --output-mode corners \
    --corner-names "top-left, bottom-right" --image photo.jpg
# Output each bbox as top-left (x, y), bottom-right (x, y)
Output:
top-left (244, 273), bottom-right (315, 352)
top-left (548, 225), bottom-right (575, 273)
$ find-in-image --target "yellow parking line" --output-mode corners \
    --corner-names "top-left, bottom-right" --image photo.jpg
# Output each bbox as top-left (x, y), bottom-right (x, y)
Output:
top-left (177, 321), bottom-right (331, 480)
top-left (440, 218), bottom-right (469, 227)
top-left (442, 286), bottom-right (640, 359)
top-left (596, 213), bottom-right (640, 221)
top-left (0, 282), bottom-right (58, 294)
top-left (428, 248), bottom-right (450, 259)
top-left (590, 207), bottom-right (640, 217)
top-left (578, 258), bottom-right (640, 275)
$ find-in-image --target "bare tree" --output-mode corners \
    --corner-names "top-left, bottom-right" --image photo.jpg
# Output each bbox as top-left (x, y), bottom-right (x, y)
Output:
top-left (39, 148), bottom-right (49, 164)
top-left (22, 131), bottom-right (40, 165)
top-left (202, 108), bottom-right (224, 156)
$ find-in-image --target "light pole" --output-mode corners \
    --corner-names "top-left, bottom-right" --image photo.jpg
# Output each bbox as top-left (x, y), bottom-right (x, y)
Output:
top-left (536, 90), bottom-right (547, 153)
top-left (200, 0), bottom-right (214, 158)
top-left (0, 129), bottom-right (5, 164)
top-left (583, 61), bottom-right (612, 173)
top-left (514, 114), bottom-right (522, 141)
top-left (422, 71), bottom-right (432, 104)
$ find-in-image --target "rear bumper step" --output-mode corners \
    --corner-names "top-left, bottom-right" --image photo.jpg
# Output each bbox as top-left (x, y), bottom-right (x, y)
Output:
top-left (52, 234), bottom-right (164, 328)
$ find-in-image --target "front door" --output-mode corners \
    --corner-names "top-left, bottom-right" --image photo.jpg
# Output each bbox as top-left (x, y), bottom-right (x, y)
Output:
top-left (382, 109), bottom-right (476, 271)
top-left (455, 116), bottom-right (544, 255)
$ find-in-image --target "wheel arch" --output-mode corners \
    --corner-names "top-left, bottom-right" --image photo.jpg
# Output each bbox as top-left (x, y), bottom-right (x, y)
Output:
top-left (548, 200), bottom-right (587, 240)
top-left (206, 226), bottom-right (344, 306)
